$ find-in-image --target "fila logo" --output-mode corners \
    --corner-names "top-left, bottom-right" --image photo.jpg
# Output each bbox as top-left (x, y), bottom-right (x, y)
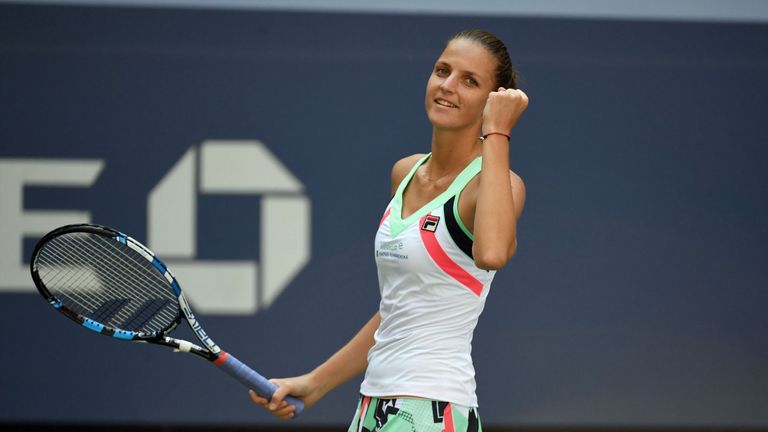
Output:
top-left (421, 215), bottom-right (440, 232)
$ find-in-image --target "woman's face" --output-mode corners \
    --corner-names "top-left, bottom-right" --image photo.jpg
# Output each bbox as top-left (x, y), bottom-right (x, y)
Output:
top-left (425, 38), bottom-right (497, 131)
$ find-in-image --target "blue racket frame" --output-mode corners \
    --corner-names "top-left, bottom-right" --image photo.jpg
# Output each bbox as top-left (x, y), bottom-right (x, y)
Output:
top-left (30, 223), bottom-right (304, 416)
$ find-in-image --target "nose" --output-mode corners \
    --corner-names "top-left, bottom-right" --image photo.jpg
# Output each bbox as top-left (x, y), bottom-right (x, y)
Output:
top-left (439, 73), bottom-right (458, 93)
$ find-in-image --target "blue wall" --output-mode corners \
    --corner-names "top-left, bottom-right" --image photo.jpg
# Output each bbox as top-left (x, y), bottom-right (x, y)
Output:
top-left (1, 4), bottom-right (767, 428)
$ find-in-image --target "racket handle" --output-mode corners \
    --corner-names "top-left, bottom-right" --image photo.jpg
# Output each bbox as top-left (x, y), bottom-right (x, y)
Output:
top-left (215, 351), bottom-right (305, 417)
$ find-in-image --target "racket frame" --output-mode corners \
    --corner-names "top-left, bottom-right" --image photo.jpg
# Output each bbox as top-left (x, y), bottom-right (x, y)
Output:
top-left (30, 223), bottom-right (305, 415)
top-left (30, 223), bottom-right (219, 360)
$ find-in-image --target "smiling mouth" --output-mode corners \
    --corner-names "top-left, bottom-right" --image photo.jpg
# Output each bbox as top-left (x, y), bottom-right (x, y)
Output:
top-left (435, 98), bottom-right (458, 108)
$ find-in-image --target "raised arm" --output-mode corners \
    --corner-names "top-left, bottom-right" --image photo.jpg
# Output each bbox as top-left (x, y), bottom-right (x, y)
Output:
top-left (471, 87), bottom-right (528, 270)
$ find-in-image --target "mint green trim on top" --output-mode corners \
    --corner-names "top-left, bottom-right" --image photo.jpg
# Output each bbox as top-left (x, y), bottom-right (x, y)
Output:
top-left (453, 190), bottom-right (475, 241)
top-left (389, 154), bottom-right (482, 238)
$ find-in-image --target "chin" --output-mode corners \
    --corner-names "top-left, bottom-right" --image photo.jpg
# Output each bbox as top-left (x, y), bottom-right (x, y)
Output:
top-left (427, 110), bottom-right (473, 131)
top-left (427, 108), bottom-right (458, 128)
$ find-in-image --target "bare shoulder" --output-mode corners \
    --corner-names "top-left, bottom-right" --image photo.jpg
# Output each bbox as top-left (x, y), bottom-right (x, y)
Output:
top-left (390, 153), bottom-right (427, 195)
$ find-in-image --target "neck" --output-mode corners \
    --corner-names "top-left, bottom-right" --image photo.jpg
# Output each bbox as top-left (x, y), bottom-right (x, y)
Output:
top-left (428, 125), bottom-right (482, 175)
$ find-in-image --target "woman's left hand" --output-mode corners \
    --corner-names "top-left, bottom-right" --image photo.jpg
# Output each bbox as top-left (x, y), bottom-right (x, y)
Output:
top-left (481, 87), bottom-right (529, 136)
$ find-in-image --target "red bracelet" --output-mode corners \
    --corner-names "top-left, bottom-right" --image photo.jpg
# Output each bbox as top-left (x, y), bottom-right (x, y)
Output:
top-left (481, 132), bottom-right (510, 141)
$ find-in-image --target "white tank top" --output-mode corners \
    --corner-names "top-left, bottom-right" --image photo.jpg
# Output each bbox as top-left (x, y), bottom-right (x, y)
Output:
top-left (360, 154), bottom-right (495, 408)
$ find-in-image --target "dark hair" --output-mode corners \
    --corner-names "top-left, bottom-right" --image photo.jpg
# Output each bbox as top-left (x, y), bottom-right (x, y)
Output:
top-left (450, 29), bottom-right (518, 89)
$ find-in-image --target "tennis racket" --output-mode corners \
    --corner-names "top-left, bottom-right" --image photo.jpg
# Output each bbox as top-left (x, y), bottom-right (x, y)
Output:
top-left (29, 223), bottom-right (304, 416)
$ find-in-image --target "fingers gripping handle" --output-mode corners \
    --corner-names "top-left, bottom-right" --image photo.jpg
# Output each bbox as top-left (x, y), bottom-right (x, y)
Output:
top-left (215, 351), bottom-right (305, 416)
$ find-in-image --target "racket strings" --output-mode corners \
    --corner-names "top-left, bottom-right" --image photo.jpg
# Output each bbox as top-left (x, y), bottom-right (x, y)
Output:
top-left (89, 298), bottom-right (130, 324)
top-left (62, 234), bottom-right (166, 306)
top-left (57, 233), bottom-right (178, 324)
top-left (36, 232), bottom-right (179, 334)
top-left (39, 236), bottom-right (160, 313)
top-left (41, 241), bottom-right (126, 311)
top-left (39, 233), bottom-right (178, 332)
top-left (38, 246), bottom-right (115, 317)
top-left (38, 235), bottom-right (169, 327)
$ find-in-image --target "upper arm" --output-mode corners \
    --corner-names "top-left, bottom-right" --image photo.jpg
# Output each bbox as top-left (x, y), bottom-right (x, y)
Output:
top-left (459, 169), bottom-right (526, 234)
top-left (390, 154), bottom-right (426, 196)
top-left (509, 170), bottom-right (526, 223)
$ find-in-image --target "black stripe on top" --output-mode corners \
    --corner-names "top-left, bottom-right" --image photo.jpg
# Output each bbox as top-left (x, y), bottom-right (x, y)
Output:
top-left (444, 196), bottom-right (474, 259)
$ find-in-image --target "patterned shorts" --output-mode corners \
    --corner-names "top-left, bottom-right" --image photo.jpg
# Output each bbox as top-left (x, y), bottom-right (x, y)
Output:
top-left (347, 395), bottom-right (482, 432)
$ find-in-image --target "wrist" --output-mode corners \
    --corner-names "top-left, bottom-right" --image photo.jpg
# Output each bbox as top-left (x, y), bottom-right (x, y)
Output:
top-left (480, 131), bottom-right (510, 142)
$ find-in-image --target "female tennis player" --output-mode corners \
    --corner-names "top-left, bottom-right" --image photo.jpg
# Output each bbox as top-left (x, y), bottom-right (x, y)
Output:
top-left (250, 29), bottom-right (527, 431)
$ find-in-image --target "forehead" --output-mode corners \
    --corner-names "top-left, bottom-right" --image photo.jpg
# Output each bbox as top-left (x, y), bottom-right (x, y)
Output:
top-left (436, 38), bottom-right (496, 82)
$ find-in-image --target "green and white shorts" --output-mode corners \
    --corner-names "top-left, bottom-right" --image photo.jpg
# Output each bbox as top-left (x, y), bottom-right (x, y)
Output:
top-left (347, 395), bottom-right (481, 432)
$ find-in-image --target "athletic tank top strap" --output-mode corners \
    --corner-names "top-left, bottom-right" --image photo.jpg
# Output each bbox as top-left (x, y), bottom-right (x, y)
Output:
top-left (388, 153), bottom-right (482, 238)
top-left (443, 194), bottom-right (474, 259)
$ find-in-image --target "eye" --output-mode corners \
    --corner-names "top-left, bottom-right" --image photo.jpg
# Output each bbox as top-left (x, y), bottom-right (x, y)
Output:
top-left (435, 65), bottom-right (450, 77)
top-left (465, 77), bottom-right (479, 87)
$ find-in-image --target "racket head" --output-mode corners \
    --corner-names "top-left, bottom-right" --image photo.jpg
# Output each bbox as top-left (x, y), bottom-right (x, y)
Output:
top-left (30, 223), bottom-right (183, 341)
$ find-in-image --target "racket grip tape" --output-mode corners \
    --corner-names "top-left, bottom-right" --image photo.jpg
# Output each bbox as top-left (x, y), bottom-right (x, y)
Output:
top-left (215, 351), bottom-right (305, 416)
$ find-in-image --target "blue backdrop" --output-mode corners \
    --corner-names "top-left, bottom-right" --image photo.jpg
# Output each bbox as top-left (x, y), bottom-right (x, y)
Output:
top-left (1, 4), bottom-right (766, 428)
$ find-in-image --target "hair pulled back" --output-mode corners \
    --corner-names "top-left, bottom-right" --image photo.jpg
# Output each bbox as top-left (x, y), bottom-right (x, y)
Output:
top-left (450, 29), bottom-right (518, 89)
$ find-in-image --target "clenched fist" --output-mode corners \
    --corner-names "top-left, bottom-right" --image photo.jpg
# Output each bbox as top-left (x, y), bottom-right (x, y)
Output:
top-left (482, 87), bottom-right (529, 136)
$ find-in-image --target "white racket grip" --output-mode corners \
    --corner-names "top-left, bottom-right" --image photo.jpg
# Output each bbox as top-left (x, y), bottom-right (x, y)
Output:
top-left (215, 351), bottom-right (305, 416)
